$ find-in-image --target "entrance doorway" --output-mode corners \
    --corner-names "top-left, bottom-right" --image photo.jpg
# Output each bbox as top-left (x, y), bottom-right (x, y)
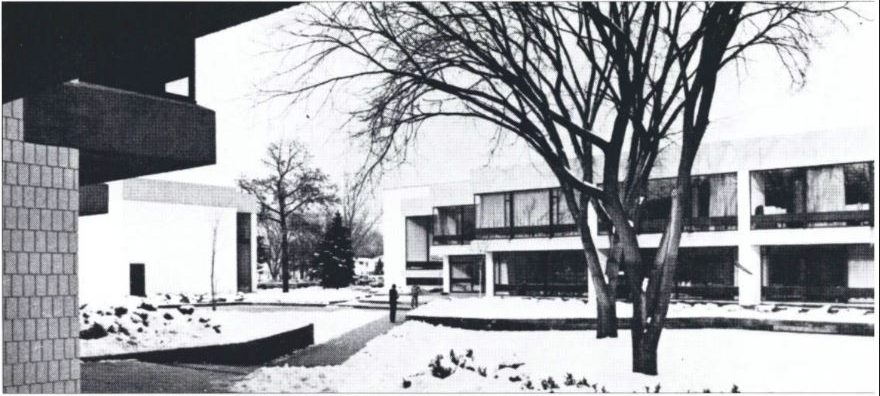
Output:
top-left (236, 213), bottom-right (253, 293)
top-left (130, 263), bottom-right (145, 296)
top-left (449, 255), bottom-right (485, 293)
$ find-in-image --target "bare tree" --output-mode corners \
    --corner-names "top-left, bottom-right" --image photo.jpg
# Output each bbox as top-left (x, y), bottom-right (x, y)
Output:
top-left (272, 2), bottom-right (850, 373)
top-left (340, 175), bottom-right (382, 258)
top-left (239, 140), bottom-right (338, 292)
top-left (210, 219), bottom-right (219, 311)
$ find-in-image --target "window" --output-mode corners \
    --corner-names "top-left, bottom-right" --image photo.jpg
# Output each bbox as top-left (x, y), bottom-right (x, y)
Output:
top-left (476, 193), bottom-right (509, 229)
top-left (405, 216), bottom-right (431, 262)
top-left (512, 190), bottom-right (550, 227)
top-left (844, 163), bottom-right (872, 207)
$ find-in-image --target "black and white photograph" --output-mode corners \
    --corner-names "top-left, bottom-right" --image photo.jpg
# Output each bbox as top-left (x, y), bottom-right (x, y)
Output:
top-left (1, 1), bottom-right (878, 394)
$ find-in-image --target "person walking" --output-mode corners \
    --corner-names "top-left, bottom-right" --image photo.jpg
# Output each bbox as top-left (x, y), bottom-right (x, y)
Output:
top-left (411, 284), bottom-right (421, 308)
top-left (389, 284), bottom-right (399, 323)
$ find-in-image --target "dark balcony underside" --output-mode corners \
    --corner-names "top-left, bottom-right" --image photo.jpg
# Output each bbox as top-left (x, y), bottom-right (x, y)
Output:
top-left (23, 82), bottom-right (215, 185)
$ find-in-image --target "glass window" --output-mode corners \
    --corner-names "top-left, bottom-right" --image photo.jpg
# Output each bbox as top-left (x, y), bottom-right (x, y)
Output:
top-left (477, 193), bottom-right (508, 228)
top-left (512, 190), bottom-right (550, 227)
top-left (405, 216), bottom-right (430, 262)
top-left (844, 163), bottom-right (872, 208)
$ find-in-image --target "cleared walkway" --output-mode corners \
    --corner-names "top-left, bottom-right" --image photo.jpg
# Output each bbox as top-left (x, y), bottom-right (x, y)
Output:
top-left (80, 310), bottom-right (406, 392)
top-left (269, 311), bottom-right (406, 367)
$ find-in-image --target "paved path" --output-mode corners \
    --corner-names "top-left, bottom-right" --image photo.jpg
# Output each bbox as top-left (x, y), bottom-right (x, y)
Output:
top-left (269, 311), bottom-right (406, 367)
top-left (80, 310), bottom-right (406, 393)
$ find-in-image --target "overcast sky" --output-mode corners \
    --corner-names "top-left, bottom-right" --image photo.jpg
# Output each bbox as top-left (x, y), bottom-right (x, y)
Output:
top-left (152, 3), bottom-right (879, 210)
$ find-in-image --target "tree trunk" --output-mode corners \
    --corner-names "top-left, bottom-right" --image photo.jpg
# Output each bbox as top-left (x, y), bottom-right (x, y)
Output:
top-left (632, 335), bottom-right (659, 375)
top-left (594, 287), bottom-right (617, 338)
top-left (280, 212), bottom-right (290, 293)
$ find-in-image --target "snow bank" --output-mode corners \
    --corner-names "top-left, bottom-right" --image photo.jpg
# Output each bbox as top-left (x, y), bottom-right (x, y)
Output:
top-left (80, 302), bottom-right (383, 357)
top-left (410, 296), bottom-right (874, 323)
top-left (233, 321), bottom-right (874, 393)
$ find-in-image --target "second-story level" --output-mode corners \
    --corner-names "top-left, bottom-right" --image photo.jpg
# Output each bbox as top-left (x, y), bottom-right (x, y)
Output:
top-left (391, 129), bottom-right (876, 246)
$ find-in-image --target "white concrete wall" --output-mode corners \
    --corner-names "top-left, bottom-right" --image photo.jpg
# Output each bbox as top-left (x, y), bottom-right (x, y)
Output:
top-left (381, 185), bottom-right (431, 291)
top-left (78, 180), bottom-right (254, 303)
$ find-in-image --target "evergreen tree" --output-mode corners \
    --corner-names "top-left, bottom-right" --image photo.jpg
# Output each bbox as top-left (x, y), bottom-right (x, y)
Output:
top-left (373, 258), bottom-right (384, 275)
top-left (312, 213), bottom-right (355, 288)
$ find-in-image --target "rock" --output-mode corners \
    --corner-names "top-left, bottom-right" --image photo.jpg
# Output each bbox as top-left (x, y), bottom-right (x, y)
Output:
top-left (79, 303), bottom-right (88, 310)
top-left (114, 307), bottom-right (128, 317)
top-left (137, 327), bottom-right (144, 333)
top-left (198, 317), bottom-right (210, 323)
top-left (179, 294), bottom-right (190, 304)
top-left (82, 312), bottom-right (90, 319)
top-left (106, 324), bottom-right (117, 333)
top-left (117, 324), bottom-right (130, 336)
top-left (80, 323), bottom-right (108, 340)
top-left (163, 312), bottom-right (174, 320)
top-left (402, 379), bottom-right (411, 389)
top-left (138, 302), bottom-right (157, 312)
top-left (212, 325), bottom-right (222, 334)
top-left (177, 305), bottom-right (195, 315)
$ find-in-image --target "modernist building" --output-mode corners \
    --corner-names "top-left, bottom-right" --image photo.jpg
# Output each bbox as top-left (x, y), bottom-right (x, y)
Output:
top-left (383, 129), bottom-right (875, 305)
top-left (2, 3), bottom-right (289, 393)
top-left (78, 179), bottom-right (258, 303)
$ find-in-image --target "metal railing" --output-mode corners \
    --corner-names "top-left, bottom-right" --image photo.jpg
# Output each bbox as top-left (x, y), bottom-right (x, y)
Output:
top-left (751, 210), bottom-right (873, 229)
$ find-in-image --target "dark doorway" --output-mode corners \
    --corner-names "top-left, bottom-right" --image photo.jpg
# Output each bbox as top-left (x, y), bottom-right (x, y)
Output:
top-left (236, 213), bottom-right (253, 293)
top-left (130, 263), bottom-right (145, 296)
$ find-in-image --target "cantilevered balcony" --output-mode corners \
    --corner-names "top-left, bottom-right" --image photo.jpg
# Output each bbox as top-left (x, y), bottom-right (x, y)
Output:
top-left (750, 162), bottom-right (874, 230)
top-left (23, 82), bottom-right (216, 185)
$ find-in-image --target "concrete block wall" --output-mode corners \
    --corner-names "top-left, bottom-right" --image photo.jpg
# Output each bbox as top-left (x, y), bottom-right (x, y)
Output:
top-left (2, 99), bottom-right (81, 393)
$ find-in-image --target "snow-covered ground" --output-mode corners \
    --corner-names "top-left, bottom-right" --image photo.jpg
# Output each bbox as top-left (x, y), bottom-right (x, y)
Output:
top-left (410, 296), bottom-right (874, 323)
top-left (133, 286), bottom-right (374, 307)
top-left (80, 300), bottom-right (383, 357)
top-left (233, 321), bottom-right (875, 393)
top-left (243, 287), bottom-right (371, 305)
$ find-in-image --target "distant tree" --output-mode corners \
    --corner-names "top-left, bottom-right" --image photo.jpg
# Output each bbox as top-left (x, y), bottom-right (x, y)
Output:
top-left (239, 140), bottom-right (337, 292)
top-left (339, 175), bottom-right (383, 257)
top-left (312, 212), bottom-right (356, 288)
top-left (373, 258), bottom-right (384, 275)
top-left (256, 235), bottom-right (270, 265)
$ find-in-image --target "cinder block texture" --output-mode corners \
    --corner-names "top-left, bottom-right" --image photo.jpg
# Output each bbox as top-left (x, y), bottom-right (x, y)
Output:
top-left (3, 99), bottom-right (80, 394)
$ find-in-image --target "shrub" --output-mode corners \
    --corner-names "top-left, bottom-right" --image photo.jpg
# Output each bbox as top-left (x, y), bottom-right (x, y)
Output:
top-left (80, 323), bottom-right (108, 340)
top-left (429, 355), bottom-right (453, 379)
top-left (564, 373), bottom-right (575, 386)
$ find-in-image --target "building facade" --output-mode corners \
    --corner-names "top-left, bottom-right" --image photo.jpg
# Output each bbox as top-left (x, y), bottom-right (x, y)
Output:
top-left (78, 179), bottom-right (258, 304)
top-left (2, 4), bottom-right (289, 392)
top-left (383, 129), bottom-right (876, 305)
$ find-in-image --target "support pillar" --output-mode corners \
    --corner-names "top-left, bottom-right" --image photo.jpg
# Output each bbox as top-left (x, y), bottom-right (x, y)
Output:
top-left (441, 256), bottom-right (450, 294)
top-left (737, 245), bottom-right (762, 305)
top-left (483, 252), bottom-right (495, 296)
top-left (736, 169), bottom-right (761, 305)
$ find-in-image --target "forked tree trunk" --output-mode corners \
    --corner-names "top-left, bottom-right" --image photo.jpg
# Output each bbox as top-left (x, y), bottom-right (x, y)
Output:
top-left (631, 158), bottom-right (691, 375)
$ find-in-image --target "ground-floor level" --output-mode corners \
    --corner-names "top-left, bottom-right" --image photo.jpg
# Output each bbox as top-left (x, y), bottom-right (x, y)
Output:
top-left (405, 243), bottom-right (874, 304)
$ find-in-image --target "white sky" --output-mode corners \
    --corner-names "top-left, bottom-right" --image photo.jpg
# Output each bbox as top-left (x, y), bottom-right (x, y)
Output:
top-left (151, 3), bottom-right (879, 208)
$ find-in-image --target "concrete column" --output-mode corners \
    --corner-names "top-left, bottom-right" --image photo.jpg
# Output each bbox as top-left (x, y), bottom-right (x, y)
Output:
top-left (735, 169), bottom-right (761, 305)
top-left (483, 252), bottom-right (495, 296)
top-left (441, 255), bottom-right (451, 294)
top-left (737, 245), bottom-right (762, 305)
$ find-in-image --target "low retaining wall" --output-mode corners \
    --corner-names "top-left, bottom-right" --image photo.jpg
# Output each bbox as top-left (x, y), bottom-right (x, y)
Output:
top-left (407, 315), bottom-right (873, 336)
top-left (82, 324), bottom-right (315, 365)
